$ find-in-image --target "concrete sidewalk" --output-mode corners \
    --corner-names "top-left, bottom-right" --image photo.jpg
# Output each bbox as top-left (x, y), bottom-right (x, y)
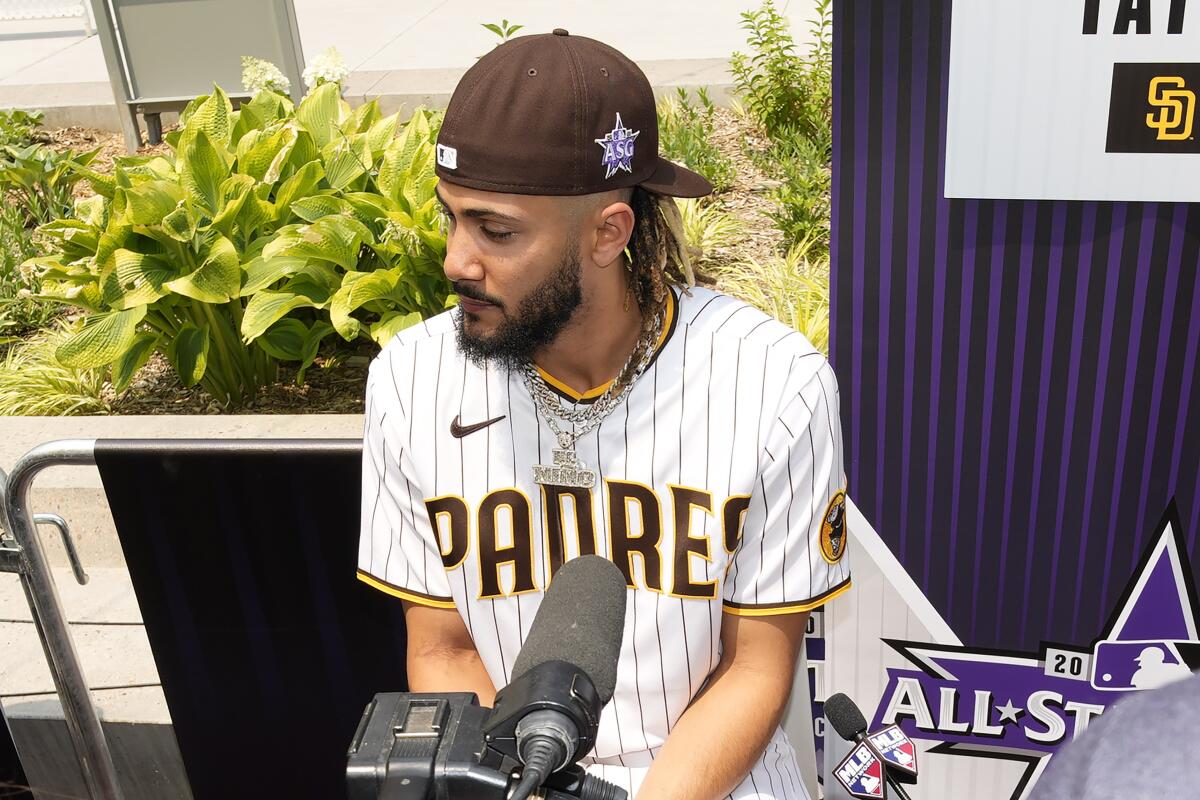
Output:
top-left (0, 0), bottom-right (820, 131)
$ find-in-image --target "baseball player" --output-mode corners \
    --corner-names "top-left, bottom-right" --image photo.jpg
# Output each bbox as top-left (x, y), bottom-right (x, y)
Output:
top-left (357, 30), bottom-right (851, 800)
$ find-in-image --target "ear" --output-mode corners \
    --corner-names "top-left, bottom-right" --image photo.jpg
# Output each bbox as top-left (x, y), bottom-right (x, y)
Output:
top-left (588, 199), bottom-right (635, 270)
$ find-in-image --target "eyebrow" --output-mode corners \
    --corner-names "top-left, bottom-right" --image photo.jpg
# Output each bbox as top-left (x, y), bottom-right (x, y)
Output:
top-left (435, 188), bottom-right (523, 223)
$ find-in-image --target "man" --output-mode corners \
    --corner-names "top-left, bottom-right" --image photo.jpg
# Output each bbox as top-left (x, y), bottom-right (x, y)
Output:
top-left (357, 29), bottom-right (851, 800)
top-left (1029, 669), bottom-right (1200, 799)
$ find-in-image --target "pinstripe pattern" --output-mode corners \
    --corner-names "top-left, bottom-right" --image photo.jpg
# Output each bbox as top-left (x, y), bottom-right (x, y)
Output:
top-left (832, 0), bottom-right (1200, 650)
top-left (357, 286), bottom-right (850, 797)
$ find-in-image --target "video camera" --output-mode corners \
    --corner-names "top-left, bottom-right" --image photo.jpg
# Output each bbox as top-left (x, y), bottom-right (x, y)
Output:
top-left (346, 691), bottom-right (623, 800)
top-left (346, 556), bottom-right (630, 800)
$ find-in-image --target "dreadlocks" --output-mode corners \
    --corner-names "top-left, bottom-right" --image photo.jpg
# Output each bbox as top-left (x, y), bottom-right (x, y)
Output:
top-left (624, 186), bottom-right (699, 319)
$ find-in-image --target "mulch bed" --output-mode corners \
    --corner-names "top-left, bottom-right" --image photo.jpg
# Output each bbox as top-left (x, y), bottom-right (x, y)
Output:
top-left (29, 109), bottom-right (785, 415)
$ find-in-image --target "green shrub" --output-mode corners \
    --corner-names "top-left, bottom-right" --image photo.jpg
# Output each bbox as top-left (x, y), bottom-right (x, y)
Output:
top-left (0, 203), bottom-right (61, 336)
top-left (710, 237), bottom-right (830, 354)
top-left (26, 83), bottom-right (451, 408)
top-left (761, 132), bottom-right (830, 256)
top-left (732, 0), bottom-right (833, 254)
top-left (657, 88), bottom-right (736, 193)
top-left (730, 0), bottom-right (832, 149)
top-left (0, 108), bottom-right (47, 149)
top-left (0, 143), bottom-right (100, 226)
top-left (0, 318), bottom-right (109, 416)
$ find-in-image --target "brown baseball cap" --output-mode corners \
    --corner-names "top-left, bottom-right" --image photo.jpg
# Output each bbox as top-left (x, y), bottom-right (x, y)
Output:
top-left (433, 29), bottom-right (713, 198)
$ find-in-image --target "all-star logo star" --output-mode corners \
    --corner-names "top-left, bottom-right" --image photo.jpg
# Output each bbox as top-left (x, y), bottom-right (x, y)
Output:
top-left (996, 699), bottom-right (1023, 724)
top-left (449, 414), bottom-right (506, 438)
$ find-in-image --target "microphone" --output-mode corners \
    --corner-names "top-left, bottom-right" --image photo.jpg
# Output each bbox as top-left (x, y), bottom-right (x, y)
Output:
top-left (826, 693), bottom-right (917, 800)
top-left (485, 555), bottom-right (628, 800)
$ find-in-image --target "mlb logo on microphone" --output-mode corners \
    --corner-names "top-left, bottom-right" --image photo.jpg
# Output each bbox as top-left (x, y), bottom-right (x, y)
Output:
top-left (835, 742), bottom-right (885, 799)
top-left (868, 725), bottom-right (918, 777)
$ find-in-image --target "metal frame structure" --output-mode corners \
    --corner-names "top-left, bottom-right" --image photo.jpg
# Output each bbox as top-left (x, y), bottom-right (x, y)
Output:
top-left (0, 440), bottom-right (123, 800)
top-left (86, 0), bottom-right (306, 152)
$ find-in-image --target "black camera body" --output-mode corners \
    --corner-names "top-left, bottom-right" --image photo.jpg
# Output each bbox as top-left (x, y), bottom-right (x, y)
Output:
top-left (346, 691), bottom-right (622, 800)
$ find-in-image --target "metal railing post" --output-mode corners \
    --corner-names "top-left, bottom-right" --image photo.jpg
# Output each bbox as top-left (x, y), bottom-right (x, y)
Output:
top-left (1, 439), bottom-right (124, 800)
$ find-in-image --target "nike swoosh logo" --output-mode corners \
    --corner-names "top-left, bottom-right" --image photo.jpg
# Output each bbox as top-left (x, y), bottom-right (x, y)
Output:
top-left (450, 414), bottom-right (506, 438)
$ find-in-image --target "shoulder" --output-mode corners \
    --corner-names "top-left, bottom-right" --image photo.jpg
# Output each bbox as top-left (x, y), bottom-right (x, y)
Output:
top-left (366, 308), bottom-right (460, 397)
top-left (676, 285), bottom-right (832, 388)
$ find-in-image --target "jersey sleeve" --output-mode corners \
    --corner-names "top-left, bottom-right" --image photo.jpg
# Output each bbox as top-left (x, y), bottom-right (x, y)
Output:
top-left (357, 354), bottom-right (455, 608)
top-left (722, 358), bottom-right (852, 616)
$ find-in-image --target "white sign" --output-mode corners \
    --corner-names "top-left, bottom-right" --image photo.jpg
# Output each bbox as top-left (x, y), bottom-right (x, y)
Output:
top-left (946, 0), bottom-right (1200, 202)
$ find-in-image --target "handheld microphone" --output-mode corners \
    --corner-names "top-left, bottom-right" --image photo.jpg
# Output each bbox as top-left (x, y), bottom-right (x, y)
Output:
top-left (826, 693), bottom-right (917, 800)
top-left (485, 555), bottom-right (628, 800)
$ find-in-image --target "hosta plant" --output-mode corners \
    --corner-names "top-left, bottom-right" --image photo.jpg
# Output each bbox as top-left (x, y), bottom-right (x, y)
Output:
top-left (25, 83), bottom-right (451, 407)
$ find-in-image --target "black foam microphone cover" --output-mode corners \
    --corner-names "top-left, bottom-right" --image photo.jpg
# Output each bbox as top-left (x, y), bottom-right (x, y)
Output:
top-left (511, 555), bottom-right (628, 703)
top-left (825, 692), bottom-right (869, 742)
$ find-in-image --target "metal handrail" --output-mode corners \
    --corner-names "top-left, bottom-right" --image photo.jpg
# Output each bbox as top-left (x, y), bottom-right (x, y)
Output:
top-left (1, 439), bottom-right (123, 800)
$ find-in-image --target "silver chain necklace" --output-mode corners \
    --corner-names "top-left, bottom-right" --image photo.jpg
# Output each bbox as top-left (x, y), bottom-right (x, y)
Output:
top-left (524, 304), bottom-right (666, 487)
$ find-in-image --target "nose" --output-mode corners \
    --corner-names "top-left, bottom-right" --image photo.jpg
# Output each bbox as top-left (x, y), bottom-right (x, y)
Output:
top-left (442, 227), bottom-right (485, 283)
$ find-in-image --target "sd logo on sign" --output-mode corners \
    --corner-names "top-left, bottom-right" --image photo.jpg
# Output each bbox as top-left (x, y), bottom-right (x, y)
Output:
top-left (1107, 63), bottom-right (1200, 152)
top-left (1146, 76), bottom-right (1196, 141)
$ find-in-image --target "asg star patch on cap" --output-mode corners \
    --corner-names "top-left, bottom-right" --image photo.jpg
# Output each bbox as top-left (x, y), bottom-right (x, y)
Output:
top-left (820, 490), bottom-right (848, 564)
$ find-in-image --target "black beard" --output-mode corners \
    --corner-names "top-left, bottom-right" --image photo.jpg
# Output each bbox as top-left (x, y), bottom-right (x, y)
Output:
top-left (454, 241), bottom-right (583, 371)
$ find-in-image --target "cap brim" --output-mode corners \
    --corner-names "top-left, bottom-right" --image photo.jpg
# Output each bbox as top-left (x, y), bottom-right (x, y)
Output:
top-left (639, 157), bottom-right (714, 198)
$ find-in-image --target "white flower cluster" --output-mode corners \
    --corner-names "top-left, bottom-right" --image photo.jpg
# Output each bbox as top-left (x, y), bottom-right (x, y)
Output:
top-left (302, 46), bottom-right (350, 91)
top-left (241, 56), bottom-right (291, 95)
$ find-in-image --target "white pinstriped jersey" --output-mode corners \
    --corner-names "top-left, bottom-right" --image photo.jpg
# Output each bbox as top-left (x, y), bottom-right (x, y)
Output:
top-left (358, 285), bottom-right (851, 799)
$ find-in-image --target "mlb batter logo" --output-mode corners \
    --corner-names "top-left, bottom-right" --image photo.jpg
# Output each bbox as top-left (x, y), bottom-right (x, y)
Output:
top-left (835, 742), bottom-right (885, 799)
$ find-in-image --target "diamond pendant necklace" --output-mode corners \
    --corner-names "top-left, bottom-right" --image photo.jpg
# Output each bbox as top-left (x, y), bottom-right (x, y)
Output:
top-left (523, 305), bottom-right (665, 488)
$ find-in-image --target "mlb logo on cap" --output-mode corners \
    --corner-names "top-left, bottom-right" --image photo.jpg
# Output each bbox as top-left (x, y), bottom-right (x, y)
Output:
top-left (435, 144), bottom-right (457, 170)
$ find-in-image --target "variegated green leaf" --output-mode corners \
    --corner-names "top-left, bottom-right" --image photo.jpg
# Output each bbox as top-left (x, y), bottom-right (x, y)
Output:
top-left (263, 215), bottom-right (372, 271)
top-left (184, 85), bottom-right (233, 149)
top-left (208, 174), bottom-right (256, 235)
top-left (329, 268), bottom-right (399, 339)
top-left (289, 194), bottom-right (350, 222)
top-left (236, 123), bottom-right (296, 182)
top-left (256, 317), bottom-right (308, 361)
top-left (110, 330), bottom-right (160, 393)
top-left (236, 184), bottom-right (276, 236)
top-left (285, 128), bottom-right (321, 177)
top-left (37, 219), bottom-right (100, 253)
top-left (349, 99), bottom-right (380, 134)
top-left (296, 82), bottom-right (343, 148)
top-left (230, 102), bottom-right (266, 150)
top-left (165, 323), bottom-right (210, 386)
top-left (323, 143), bottom-right (368, 190)
top-left (103, 249), bottom-right (174, 309)
top-left (68, 162), bottom-right (116, 198)
top-left (114, 180), bottom-right (185, 226)
top-left (165, 234), bottom-right (241, 303)
top-left (283, 261), bottom-right (341, 303)
top-left (240, 290), bottom-right (319, 342)
top-left (56, 305), bottom-right (147, 369)
top-left (73, 195), bottom-right (108, 228)
top-left (366, 111), bottom-right (400, 159)
top-left (272, 161), bottom-right (324, 221)
top-left (162, 205), bottom-right (197, 242)
top-left (178, 129), bottom-right (229, 215)
top-left (240, 253), bottom-right (308, 296)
